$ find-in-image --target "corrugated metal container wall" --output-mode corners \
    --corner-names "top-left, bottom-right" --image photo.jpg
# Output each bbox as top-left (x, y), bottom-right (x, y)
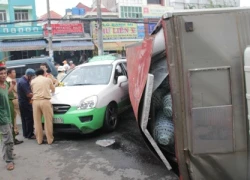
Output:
top-left (163, 8), bottom-right (250, 180)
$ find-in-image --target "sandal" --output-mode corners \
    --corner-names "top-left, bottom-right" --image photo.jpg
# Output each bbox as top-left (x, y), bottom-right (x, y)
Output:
top-left (28, 135), bottom-right (36, 140)
top-left (6, 162), bottom-right (14, 171)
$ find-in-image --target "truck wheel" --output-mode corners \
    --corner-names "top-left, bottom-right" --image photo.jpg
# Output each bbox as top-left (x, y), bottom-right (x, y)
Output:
top-left (103, 103), bottom-right (118, 132)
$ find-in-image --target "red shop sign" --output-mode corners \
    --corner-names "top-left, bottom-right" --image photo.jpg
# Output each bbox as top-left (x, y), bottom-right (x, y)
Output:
top-left (44, 23), bottom-right (84, 36)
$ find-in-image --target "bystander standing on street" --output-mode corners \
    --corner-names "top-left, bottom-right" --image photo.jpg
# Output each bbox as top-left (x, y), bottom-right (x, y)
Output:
top-left (54, 63), bottom-right (60, 71)
top-left (57, 66), bottom-right (66, 82)
top-left (17, 69), bottom-right (36, 139)
top-left (62, 60), bottom-right (70, 73)
top-left (40, 63), bottom-right (59, 86)
top-left (31, 68), bottom-right (55, 145)
top-left (0, 66), bottom-right (15, 171)
top-left (79, 52), bottom-right (88, 64)
top-left (6, 69), bottom-right (20, 135)
top-left (6, 69), bottom-right (23, 145)
top-left (69, 60), bottom-right (75, 69)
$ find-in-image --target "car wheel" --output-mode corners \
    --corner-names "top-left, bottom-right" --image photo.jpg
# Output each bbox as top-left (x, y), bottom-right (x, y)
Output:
top-left (103, 103), bottom-right (118, 132)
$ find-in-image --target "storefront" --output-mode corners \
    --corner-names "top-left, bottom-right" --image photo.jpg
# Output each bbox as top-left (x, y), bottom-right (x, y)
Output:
top-left (91, 21), bottom-right (145, 56)
top-left (142, 5), bottom-right (174, 35)
top-left (0, 26), bottom-right (45, 60)
top-left (44, 23), bottom-right (94, 65)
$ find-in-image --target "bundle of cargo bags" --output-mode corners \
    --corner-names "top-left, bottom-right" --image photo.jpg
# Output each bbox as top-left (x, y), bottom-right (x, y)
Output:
top-left (149, 57), bottom-right (175, 154)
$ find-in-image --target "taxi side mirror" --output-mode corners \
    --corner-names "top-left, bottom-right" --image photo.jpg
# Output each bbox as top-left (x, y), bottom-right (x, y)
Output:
top-left (117, 76), bottom-right (128, 87)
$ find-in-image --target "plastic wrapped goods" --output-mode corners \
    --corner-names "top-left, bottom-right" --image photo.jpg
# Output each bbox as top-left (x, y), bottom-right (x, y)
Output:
top-left (159, 77), bottom-right (170, 92)
top-left (152, 88), bottom-right (165, 111)
top-left (162, 94), bottom-right (172, 118)
top-left (154, 111), bottom-right (175, 146)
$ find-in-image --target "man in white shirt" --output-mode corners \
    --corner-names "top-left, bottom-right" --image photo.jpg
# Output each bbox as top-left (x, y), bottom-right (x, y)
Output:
top-left (57, 66), bottom-right (66, 82)
top-left (62, 60), bottom-right (70, 73)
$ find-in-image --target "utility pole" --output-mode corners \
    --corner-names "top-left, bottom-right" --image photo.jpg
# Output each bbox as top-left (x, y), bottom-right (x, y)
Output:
top-left (46, 0), bottom-right (53, 62)
top-left (97, 0), bottom-right (104, 55)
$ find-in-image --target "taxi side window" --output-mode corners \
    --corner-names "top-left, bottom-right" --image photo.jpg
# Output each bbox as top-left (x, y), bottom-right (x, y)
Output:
top-left (121, 62), bottom-right (127, 77)
top-left (28, 63), bottom-right (51, 73)
top-left (10, 63), bottom-right (53, 80)
top-left (114, 64), bottom-right (125, 84)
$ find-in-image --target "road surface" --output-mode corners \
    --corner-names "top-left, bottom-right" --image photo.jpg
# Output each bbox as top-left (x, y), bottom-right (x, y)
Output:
top-left (0, 110), bottom-right (178, 180)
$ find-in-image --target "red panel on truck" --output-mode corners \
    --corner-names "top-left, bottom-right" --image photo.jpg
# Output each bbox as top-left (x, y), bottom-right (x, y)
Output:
top-left (126, 37), bottom-right (154, 120)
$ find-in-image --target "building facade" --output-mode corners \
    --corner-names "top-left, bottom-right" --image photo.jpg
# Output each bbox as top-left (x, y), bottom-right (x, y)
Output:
top-left (64, 3), bottom-right (140, 56)
top-left (170, 0), bottom-right (240, 9)
top-left (102, 0), bottom-right (173, 35)
top-left (64, 3), bottom-right (118, 34)
top-left (40, 8), bottom-right (93, 64)
top-left (103, 0), bottom-right (240, 36)
top-left (102, 0), bottom-right (171, 18)
top-left (0, 0), bottom-right (45, 60)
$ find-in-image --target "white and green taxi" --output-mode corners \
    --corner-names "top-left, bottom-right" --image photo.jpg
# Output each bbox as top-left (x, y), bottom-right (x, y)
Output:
top-left (50, 56), bottom-right (129, 133)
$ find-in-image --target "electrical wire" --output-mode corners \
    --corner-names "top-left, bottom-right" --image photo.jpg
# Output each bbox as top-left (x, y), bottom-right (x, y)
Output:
top-left (0, 17), bottom-right (159, 25)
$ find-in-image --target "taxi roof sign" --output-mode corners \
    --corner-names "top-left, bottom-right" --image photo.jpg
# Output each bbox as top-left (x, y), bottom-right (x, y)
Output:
top-left (89, 54), bottom-right (122, 62)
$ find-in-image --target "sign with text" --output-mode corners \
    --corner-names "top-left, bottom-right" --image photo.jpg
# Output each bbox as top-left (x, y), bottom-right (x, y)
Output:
top-left (92, 22), bottom-right (145, 40)
top-left (44, 23), bottom-right (84, 36)
top-left (148, 23), bottom-right (157, 34)
top-left (0, 26), bottom-right (43, 37)
top-left (143, 5), bottom-right (174, 18)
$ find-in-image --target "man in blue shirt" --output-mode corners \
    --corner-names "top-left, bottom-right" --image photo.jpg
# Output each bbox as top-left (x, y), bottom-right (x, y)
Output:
top-left (17, 69), bottom-right (36, 139)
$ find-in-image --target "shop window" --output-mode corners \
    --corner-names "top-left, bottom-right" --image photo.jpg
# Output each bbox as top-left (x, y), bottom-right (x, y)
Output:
top-left (120, 6), bottom-right (142, 18)
top-left (14, 10), bottom-right (29, 21)
top-left (147, 0), bottom-right (161, 4)
top-left (0, 10), bottom-right (6, 22)
top-left (22, 51), bottom-right (28, 59)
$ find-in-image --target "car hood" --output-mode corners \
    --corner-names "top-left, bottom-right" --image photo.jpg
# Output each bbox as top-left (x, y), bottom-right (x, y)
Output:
top-left (51, 85), bottom-right (107, 106)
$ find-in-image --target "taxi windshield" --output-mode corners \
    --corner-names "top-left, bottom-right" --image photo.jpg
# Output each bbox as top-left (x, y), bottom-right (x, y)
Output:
top-left (62, 65), bottom-right (113, 86)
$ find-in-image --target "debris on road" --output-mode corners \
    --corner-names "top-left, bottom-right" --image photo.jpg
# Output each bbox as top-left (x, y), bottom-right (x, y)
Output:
top-left (96, 139), bottom-right (115, 147)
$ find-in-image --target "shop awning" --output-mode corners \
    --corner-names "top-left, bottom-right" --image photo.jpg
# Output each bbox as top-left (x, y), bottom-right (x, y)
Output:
top-left (0, 40), bottom-right (46, 52)
top-left (95, 41), bottom-right (139, 51)
top-left (48, 41), bottom-right (94, 51)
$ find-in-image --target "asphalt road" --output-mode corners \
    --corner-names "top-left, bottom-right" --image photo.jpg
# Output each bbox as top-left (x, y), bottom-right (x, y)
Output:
top-left (0, 110), bottom-right (178, 180)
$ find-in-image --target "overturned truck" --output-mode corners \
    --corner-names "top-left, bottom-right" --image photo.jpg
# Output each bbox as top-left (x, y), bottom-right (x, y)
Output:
top-left (126, 8), bottom-right (250, 180)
